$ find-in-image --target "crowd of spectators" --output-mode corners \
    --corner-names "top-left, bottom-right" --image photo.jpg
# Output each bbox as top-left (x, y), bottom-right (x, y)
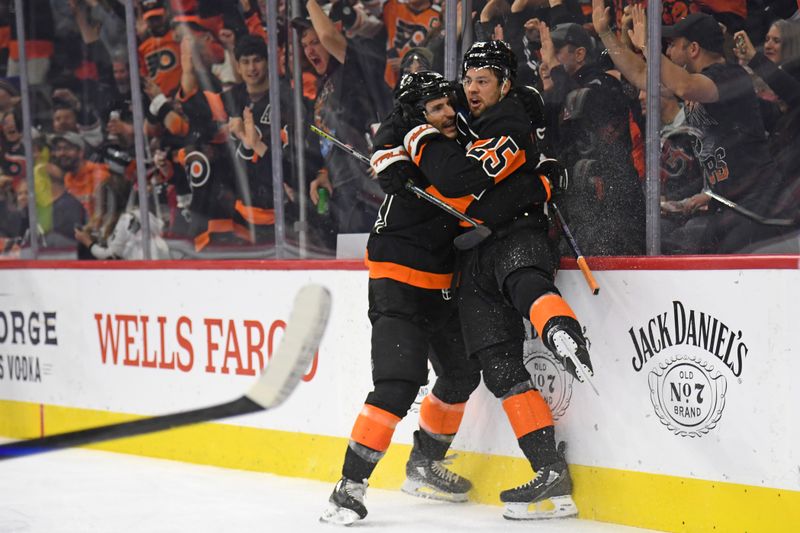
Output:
top-left (0, 0), bottom-right (798, 259)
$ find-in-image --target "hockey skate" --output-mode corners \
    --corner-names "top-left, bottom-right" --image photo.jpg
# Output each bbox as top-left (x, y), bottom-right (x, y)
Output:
top-left (319, 477), bottom-right (368, 526)
top-left (401, 450), bottom-right (472, 502)
top-left (543, 316), bottom-right (593, 383)
top-left (500, 453), bottom-right (577, 520)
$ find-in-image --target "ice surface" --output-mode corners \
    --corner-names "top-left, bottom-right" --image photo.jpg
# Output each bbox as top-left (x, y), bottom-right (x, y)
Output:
top-left (0, 447), bottom-right (660, 533)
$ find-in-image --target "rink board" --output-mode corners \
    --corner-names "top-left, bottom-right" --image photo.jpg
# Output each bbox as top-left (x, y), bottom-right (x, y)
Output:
top-left (0, 258), bottom-right (798, 532)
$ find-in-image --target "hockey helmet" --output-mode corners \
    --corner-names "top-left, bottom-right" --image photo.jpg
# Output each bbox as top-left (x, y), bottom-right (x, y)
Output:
top-left (461, 40), bottom-right (517, 82)
top-left (395, 71), bottom-right (455, 107)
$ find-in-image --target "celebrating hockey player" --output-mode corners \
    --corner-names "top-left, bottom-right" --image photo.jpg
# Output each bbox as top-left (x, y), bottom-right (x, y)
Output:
top-left (387, 41), bottom-right (594, 520)
top-left (319, 72), bottom-right (482, 526)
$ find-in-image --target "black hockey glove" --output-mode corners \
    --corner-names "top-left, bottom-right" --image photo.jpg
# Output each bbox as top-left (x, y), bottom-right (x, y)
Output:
top-left (371, 145), bottom-right (418, 198)
top-left (507, 85), bottom-right (545, 127)
top-left (391, 102), bottom-right (427, 139)
top-left (536, 158), bottom-right (568, 201)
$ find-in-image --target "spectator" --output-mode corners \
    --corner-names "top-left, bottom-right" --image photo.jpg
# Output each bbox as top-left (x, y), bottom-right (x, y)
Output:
top-left (74, 173), bottom-right (171, 259)
top-left (224, 34), bottom-right (302, 245)
top-left (399, 46), bottom-right (434, 76)
top-left (733, 21), bottom-right (800, 221)
top-left (540, 21), bottom-right (646, 255)
top-left (298, 1), bottom-right (388, 240)
top-left (8, 0), bottom-right (54, 85)
top-left (138, 0), bottom-right (183, 97)
top-left (147, 22), bottom-right (244, 251)
top-left (382, 0), bottom-right (442, 88)
top-left (1, 108), bottom-right (25, 184)
top-left (593, 4), bottom-right (784, 252)
top-left (49, 131), bottom-right (110, 219)
top-left (50, 82), bottom-right (104, 149)
top-left (0, 77), bottom-right (19, 115)
top-left (41, 161), bottom-right (87, 247)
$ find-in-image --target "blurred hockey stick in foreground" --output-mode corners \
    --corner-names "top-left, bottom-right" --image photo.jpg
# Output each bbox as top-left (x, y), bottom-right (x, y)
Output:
top-left (310, 124), bottom-right (492, 250)
top-left (550, 202), bottom-right (600, 295)
top-left (0, 284), bottom-right (332, 460)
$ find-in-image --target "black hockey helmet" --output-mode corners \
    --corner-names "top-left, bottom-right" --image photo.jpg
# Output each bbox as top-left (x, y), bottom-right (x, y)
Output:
top-left (461, 40), bottom-right (517, 82)
top-left (395, 71), bottom-right (455, 107)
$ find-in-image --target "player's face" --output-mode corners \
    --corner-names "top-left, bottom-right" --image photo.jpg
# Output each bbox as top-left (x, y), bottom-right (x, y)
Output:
top-left (462, 67), bottom-right (504, 117)
top-left (238, 54), bottom-right (268, 87)
top-left (423, 96), bottom-right (456, 139)
top-left (301, 29), bottom-right (330, 75)
top-left (763, 25), bottom-right (782, 63)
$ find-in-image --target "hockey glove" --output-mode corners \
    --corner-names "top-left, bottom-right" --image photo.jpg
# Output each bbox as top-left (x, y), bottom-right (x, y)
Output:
top-left (371, 146), bottom-right (417, 198)
top-left (536, 158), bottom-right (568, 201)
top-left (507, 85), bottom-right (545, 127)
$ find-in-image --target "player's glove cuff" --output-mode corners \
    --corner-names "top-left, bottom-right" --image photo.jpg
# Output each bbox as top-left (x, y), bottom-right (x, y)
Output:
top-left (403, 124), bottom-right (438, 164)
top-left (370, 146), bottom-right (410, 174)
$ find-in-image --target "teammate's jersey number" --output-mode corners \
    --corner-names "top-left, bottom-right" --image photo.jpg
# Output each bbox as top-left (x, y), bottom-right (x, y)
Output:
top-left (466, 136), bottom-right (522, 180)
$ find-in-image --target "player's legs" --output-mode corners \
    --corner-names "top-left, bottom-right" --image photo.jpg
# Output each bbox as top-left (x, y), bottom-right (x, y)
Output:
top-left (321, 280), bottom-right (434, 524)
top-left (403, 307), bottom-right (481, 501)
top-left (504, 268), bottom-right (593, 381)
top-left (476, 340), bottom-right (577, 520)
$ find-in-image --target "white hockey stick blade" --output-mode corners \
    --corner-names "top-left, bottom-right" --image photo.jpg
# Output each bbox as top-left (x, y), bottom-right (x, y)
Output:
top-left (246, 284), bottom-right (332, 409)
top-left (0, 284), bottom-right (332, 460)
top-left (552, 333), bottom-right (600, 397)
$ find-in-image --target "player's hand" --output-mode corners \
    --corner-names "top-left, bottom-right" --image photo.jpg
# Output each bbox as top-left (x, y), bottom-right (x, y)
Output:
top-left (377, 160), bottom-right (415, 197)
top-left (391, 102), bottom-right (427, 137)
top-left (371, 146), bottom-right (417, 198)
top-left (537, 158), bottom-right (568, 201)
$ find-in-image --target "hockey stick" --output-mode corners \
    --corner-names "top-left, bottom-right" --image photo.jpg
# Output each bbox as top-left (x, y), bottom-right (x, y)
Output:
top-left (550, 202), bottom-right (600, 295)
top-left (309, 124), bottom-right (492, 250)
top-left (0, 284), bottom-right (332, 460)
top-left (703, 188), bottom-right (796, 227)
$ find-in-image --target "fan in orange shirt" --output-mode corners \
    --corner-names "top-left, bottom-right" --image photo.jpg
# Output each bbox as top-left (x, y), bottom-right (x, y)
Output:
top-left (49, 132), bottom-right (110, 219)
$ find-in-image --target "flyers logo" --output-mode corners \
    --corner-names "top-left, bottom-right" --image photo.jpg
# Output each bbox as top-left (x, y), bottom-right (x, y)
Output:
top-left (466, 136), bottom-right (524, 180)
top-left (393, 19), bottom-right (430, 54)
top-left (145, 50), bottom-right (178, 78)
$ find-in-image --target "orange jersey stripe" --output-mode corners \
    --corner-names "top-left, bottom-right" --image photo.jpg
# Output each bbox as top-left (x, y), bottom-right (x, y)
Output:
top-left (350, 404), bottom-right (401, 452)
top-left (365, 254), bottom-right (453, 290)
top-left (502, 389), bottom-right (554, 439)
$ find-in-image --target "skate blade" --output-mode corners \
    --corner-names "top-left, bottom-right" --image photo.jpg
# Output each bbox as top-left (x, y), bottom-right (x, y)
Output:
top-left (401, 479), bottom-right (469, 503)
top-left (319, 504), bottom-right (362, 526)
top-left (502, 495), bottom-right (578, 520)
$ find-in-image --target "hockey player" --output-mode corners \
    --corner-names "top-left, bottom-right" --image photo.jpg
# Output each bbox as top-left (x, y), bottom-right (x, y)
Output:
top-left (388, 41), bottom-right (594, 520)
top-left (319, 72), bottom-right (483, 526)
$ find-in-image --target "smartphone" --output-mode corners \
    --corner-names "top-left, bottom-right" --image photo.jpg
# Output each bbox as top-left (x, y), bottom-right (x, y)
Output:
top-left (735, 34), bottom-right (746, 52)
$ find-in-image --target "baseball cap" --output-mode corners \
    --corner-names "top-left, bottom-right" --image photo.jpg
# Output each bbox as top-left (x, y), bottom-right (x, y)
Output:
top-left (141, 0), bottom-right (166, 20)
top-left (290, 17), bottom-right (313, 32)
top-left (662, 13), bottom-right (724, 54)
top-left (49, 131), bottom-right (84, 150)
top-left (550, 23), bottom-right (594, 52)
